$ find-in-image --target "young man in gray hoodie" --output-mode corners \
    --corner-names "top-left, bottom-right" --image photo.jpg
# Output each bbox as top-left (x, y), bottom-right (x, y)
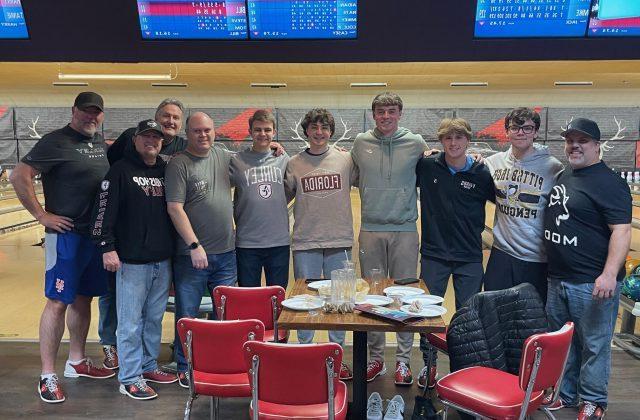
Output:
top-left (484, 107), bottom-right (564, 303)
top-left (351, 92), bottom-right (427, 386)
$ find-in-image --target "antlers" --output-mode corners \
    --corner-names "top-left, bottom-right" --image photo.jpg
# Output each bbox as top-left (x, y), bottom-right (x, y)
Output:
top-left (331, 118), bottom-right (352, 148)
top-left (289, 117), bottom-right (309, 149)
top-left (28, 116), bottom-right (42, 139)
top-left (600, 116), bottom-right (626, 157)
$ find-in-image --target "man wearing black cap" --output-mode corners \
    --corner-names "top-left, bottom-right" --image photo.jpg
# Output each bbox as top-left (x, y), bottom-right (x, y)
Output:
top-left (544, 118), bottom-right (631, 419)
top-left (10, 92), bottom-right (115, 403)
top-left (91, 119), bottom-right (177, 400)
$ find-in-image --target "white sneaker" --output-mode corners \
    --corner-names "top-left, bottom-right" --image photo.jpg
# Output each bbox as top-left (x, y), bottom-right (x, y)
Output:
top-left (367, 391), bottom-right (384, 420)
top-left (383, 395), bottom-right (405, 420)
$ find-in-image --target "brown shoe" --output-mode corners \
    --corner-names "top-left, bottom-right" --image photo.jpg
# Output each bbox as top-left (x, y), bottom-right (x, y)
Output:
top-left (142, 369), bottom-right (178, 384)
top-left (102, 345), bottom-right (119, 370)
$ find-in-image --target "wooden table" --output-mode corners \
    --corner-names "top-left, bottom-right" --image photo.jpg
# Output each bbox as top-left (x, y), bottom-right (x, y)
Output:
top-left (278, 278), bottom-right (446, 419)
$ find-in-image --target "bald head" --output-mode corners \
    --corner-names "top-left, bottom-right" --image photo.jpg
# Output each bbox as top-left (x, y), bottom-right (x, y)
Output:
top-left (186, 112), bottom-right (215, 156)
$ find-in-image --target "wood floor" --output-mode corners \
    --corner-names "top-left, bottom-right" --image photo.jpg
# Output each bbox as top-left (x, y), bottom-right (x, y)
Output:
top-left (1, 341), bottom-right (638, 419)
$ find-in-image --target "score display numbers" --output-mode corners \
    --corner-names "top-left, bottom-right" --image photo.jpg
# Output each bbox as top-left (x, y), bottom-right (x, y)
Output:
top-left (248, 0), bottom-right (357, 39)
top-left (137, 1), bottom-right (248, 39)
top-left (588, 0), bottom-right (640, 37)
top-left (474, 0), bottom-right (591, 38)
top-left (0, 0), bottom-right (28, 39)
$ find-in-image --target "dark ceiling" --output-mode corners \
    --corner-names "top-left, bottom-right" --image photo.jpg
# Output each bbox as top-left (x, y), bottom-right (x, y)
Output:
top-left (1, 0), bottom-right (639, 63)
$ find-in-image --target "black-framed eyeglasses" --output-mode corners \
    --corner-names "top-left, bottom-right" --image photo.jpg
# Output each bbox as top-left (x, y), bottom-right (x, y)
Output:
top-left (508, 125), bottom-right (536, 134)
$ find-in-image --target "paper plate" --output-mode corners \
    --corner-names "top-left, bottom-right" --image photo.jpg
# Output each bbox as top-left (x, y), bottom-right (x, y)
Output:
top-left (356, 295), bottom-right (394, 306)
top-left (401, 294), bottom-right (444, 306)
top-left (400, 304), bottom-right (447, 317)
top-left (383, 286), bottom-right (426, 297)
top-left (307, 280), bottom-right (332, 290)
top-left (282, 296), bottom-right (324, 311)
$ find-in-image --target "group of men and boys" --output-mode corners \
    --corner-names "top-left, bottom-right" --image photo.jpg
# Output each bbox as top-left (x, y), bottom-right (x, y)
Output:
top-left (11, 91), bottom-right (630, 420)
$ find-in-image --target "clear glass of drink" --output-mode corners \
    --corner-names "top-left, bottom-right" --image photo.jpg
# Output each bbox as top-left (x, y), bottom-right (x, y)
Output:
top-left (369, 268), bottom-right (383, 293)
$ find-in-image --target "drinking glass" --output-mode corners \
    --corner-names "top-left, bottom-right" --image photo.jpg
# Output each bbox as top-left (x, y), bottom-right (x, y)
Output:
top-left (369, 268), bottom-right (383, 293)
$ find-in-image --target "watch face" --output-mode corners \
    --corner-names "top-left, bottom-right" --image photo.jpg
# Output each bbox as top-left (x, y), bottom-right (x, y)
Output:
top-left (190, 242), bottom-right (198, 249)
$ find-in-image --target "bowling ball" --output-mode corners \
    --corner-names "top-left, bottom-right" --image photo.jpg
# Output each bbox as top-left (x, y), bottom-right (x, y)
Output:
top-left (622, 275), bottom-right (640, 302)
top-left (625, 258), bottom-right (640, 276)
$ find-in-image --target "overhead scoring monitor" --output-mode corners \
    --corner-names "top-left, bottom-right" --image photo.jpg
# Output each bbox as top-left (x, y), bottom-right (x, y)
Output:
top-left (588, 0), bottom-right (640, 37)
top-left (0, 0), bottom-right (28, 39)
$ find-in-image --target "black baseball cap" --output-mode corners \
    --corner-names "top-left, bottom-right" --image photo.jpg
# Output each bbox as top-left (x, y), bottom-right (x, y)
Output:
top-left (73, 92), bottom-right (104, 111)
top-left (561, 118), bottom-right (601, 141)
top-left (135, 119), bottom-right (164, 138)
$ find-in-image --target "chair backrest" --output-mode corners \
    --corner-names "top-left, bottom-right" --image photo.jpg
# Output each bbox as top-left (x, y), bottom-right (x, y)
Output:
top-left (243, 341), bottom-right (342, 405)
top-left (213, 285), bottom-right (285, 330)
top-left (519, 322), bottom-right (574, 392)
top-left (177, 318), bottom-right (265, 375)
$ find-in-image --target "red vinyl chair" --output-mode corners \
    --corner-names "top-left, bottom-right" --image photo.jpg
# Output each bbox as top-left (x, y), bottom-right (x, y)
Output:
top-left (177, 318), bottom-right (265, 420)
top-left (213, 285), bottom-right (288, 343)
top-left (243, 341), bottom-right (348, 420)
top-left (421, 329), bottom-right (448, 389)
top-left (436, 322), bottom-right (574, 420)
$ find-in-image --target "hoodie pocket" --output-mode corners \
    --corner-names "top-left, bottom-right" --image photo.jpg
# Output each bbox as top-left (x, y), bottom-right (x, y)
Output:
top-left (362, 187), bottom-right (414, 225)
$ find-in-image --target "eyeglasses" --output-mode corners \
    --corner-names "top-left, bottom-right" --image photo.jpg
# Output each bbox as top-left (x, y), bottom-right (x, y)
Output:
top-left (508, 125), bottom-right (536, 134)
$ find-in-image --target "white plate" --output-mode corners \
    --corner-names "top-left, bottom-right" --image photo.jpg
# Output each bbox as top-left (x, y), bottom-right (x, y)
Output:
top-left (307, 280), bottom-right (332, 290)
top-left (400, 304), bottom-right (447, 317)
top-left (401, 294), bottom-right (444, 306)
top-left (383, 286), bottom-right (426, 297)
top-left (356, 295), bottom-right (394, 306)
top-left (282, 296), bottom-right (324, 311)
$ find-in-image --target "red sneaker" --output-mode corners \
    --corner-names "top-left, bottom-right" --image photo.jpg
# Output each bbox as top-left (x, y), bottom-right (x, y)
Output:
top-left (143, 369), bottom-right (178, 384)
top-left (394, 361), bottom-right (413, 386)
top-left (64, 358), bottom-right (115, 379)
top-left (417, 365), bottom-right (437, 389)
top-left (577, 401), bottom-right (605, 420)
top-left (339, 362), bottom-right (353, 380)
top-left (366, 360), bottom-right (386, 382)
top-left (38, 374), bottom-right (65, 403)
top-left (119, 378), bottom-right (157, 400)
top-left (102, 345), bottom-right (118, 370)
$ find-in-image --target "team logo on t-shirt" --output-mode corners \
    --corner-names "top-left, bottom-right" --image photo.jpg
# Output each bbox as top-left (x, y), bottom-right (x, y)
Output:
top-left (258, 183), bottom-right (272, 199)
top-left (548, 184), bottom-right (570, 226)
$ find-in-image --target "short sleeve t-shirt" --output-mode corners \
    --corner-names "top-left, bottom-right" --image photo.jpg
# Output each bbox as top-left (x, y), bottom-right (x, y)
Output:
top-left (229, 149), bottom-right (290, 248)
top-left (544, 161), bottom-right (632, 283)
top-left (165, 147), bottom-right (235, 255)
top-left (22, 125), bottom-right (109, 236)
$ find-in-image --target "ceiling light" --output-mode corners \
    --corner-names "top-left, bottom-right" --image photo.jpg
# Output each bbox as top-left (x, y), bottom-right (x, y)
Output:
top-left (58, 63), bottom-right (177, 81)
top-left (151, 82), bottom-right (188, 88)
top-left (250, 82), bottom-right (287, 88)
top-left (554, 81), bottom-right (593, 86)
top-left (450, 82), bottom-right (489, 87)
top-left (52, 82), bottom-right (89, 87)
top-left (350, 82), bottom-right (388, 88)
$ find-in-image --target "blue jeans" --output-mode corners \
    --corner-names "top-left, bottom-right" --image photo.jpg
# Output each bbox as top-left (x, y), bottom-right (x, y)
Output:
top-left (116, 260), bottom-right (171, 385)
top-left (293, 248), bottom-right (349, 346)
top-left (98, 271), bottom-right (117, 346)
top-left (236, 245), bottom-right (290, 288)
top-left (173, 250), bottom-right (237, 373)
top-left (546, 280), bottom-right (621, 408)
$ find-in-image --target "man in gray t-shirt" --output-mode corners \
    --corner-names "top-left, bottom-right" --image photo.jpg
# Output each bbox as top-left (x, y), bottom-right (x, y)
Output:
top-left (229, 110), bottom-right (290, 288)
top-left (164, 112), bottom-right (237, 385)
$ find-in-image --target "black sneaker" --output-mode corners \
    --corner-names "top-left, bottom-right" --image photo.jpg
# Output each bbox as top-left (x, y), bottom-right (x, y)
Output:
top-left (38, 374), bottom-right (65, 403)
top-left (178, 371), bottom-right (190, 389)
top-left (119, 378), bottom-right (157, 400)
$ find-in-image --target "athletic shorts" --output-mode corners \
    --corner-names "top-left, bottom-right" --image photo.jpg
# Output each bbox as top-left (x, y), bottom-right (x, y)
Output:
top-left (44, 232), bottom-right (108, 304)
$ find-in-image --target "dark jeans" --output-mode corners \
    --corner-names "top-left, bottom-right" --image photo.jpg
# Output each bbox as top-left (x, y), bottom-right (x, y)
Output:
top-left (484, 246), bottom-right (548, 304)
top-left (419, 256), bottom-right (483, 365)
top-left (236, 245), bottom-right (290, 288)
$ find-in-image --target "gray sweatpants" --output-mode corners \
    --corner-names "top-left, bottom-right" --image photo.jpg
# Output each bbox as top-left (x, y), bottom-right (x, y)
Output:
top-left (358, 230), bottom-right (419, 364)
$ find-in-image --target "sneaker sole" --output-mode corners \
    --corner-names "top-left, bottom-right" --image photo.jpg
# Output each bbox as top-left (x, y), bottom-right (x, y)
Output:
top-left (143, 377), bottom-right (178, 384)
top-left (340, 376), bottom-right (353, 381)
top-left (38, 385), bottom-right (65, 404)
top-left (366, 366), bottom-right (387, 382)
top-left (119, 384), bottom-right (157, 400)
top-left (178, 380), bottom-right (189, 389)
top-left (103, 363), bottom-right (119, 370)
top-left (64, 371), bottom-right (116, 379)
top-left (394, 379), bottom-right (414, 386)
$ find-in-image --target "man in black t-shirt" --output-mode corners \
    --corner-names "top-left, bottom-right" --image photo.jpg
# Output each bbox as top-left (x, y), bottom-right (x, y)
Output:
top-left (544, 118), bottom-right (631, 420)
top-left (10, 92), bottom-right (115, 404)
top-left (98, 98), bottom-right (187, 372)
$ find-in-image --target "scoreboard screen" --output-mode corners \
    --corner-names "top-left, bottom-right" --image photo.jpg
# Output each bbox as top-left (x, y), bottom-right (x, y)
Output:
top-left (137, 1), bottom-right (248, 39)
top-left (474, 0), bottom-right (591, 38)
top-left (588, 0), bottom-right (640, 37)
top-left (248, 0), bottom-right (358, 39)
top-left (0, 0), bottom-right (27, 39)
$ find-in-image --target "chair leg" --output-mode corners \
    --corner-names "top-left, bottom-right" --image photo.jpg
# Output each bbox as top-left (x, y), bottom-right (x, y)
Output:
top-left (540, 407), bottom-right (556, 420)
top-left (184, 395), bottom-right (195, 420)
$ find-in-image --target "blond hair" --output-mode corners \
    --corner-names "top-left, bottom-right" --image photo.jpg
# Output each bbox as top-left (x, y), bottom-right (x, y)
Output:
top-left (437, 118), bottom-right (472, 141)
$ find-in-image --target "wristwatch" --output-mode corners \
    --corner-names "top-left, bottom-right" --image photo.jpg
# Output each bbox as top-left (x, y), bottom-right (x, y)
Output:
top-left (189, 241), bottom-right (200, 250)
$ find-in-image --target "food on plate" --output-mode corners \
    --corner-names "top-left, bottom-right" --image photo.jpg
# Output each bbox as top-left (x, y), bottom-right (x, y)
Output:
top-left (408, 300), bottom-right (424, 313)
